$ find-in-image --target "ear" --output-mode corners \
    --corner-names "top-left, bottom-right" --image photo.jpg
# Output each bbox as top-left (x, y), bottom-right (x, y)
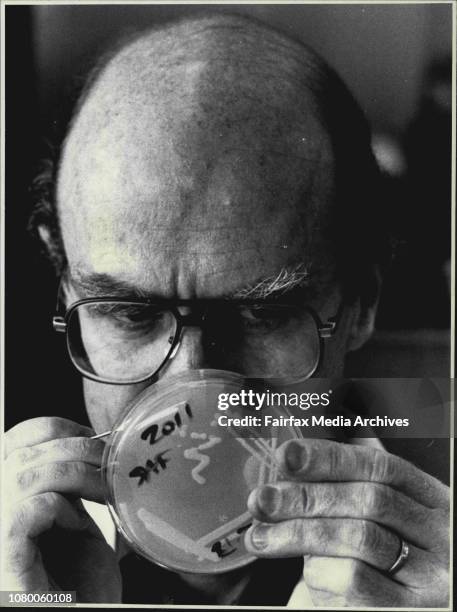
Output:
top-left (36, 221), bottom-right (67, 278)
top-left (346, 266), bottom-right (382, 352)
top-left (37, 224), bottom-right (53, 251)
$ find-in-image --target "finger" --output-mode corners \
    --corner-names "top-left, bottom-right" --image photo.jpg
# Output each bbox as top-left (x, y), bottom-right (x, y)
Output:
top-left (3, 492), bottom-right (91, 575)
top-left (248, 481), bottom-right (439, 549)
top-left (302, 556), bottom-right (410, 607)
top-left (5, 417), bottom-right (95, 457)
top-left (10, 461), bottom-right (105, 504)
top-left (277, 439), bottom-right (449, 508)
top-left (8, 437), bottom-right (105, 470)
top-left (245, 518), bottom-right (431, 586)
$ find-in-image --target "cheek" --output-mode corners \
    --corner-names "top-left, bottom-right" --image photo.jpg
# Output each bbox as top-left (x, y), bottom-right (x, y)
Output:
top-left (83, 379), bottom-right (150, 434)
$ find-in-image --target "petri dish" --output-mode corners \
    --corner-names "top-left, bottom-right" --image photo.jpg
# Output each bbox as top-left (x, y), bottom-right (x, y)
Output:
top-left (102, 369), bottom-right (301, 574)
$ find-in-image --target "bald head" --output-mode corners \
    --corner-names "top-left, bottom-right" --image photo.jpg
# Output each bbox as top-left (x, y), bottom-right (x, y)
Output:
top-left (65, 14), bottom-right (329, 156)
top-left (32, 13), bottom-right (386, 303)
top-left (57, 15), bottom-right (340, 298)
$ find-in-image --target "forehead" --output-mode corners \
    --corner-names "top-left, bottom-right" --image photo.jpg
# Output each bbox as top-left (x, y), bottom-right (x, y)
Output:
top-left (58, 47), bottom-right (335, 299)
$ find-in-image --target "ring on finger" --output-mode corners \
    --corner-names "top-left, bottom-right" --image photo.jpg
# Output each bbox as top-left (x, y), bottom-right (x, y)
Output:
top-left (387, 537), bottom-right (410, 576)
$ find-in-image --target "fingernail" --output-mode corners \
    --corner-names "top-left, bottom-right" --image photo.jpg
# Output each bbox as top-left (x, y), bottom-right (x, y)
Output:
top-left (257, 485), bottom-right (281, 515)
top-left (285, 441), bottom-right (305, 472)
top-left (251, 525), bottom-right (270, 550)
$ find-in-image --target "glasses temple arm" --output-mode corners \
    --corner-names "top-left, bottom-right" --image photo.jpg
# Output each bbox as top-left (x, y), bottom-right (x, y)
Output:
top-left (318, 300), bottom-right (346, 338)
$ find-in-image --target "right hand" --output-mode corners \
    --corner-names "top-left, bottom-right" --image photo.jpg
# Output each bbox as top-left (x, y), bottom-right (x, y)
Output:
top-left (2, 417), bottom-right (122, 602)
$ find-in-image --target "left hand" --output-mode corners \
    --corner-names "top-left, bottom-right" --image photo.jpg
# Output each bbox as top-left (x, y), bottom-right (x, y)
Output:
top-left (245, 439), bottom-right (449, 607)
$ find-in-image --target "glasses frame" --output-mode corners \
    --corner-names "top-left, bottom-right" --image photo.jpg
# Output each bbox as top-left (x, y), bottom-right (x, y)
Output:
top-left (53, 297), bottom-right (344, 385)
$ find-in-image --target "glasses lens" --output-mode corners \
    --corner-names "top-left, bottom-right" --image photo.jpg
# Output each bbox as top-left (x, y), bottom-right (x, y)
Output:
top-left (67, 302), bottom-right (177, 382)
top-left (206, 304), bottom-right (321, 379)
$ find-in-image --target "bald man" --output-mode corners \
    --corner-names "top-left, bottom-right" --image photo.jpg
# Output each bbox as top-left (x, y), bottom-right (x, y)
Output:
top-left (4, 14), bottom-right (449, 606)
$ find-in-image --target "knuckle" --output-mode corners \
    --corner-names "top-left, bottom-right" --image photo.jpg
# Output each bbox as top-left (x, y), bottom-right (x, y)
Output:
top-left (17, 496), bottom-right (41, 527)
top-left (47, 461), bottom-right (67, 483)
top-left (314, 521), bottom-right (335, 552)
top-left (360, 483), bottom-right (376, 515)
top-left (326, 443), bottom-right (341, 478)
top-left (355, 519), bottom-right (382, 553)
top-left (32, 491), bottom-right (61, 514)
top-left (49, 461), bottom-right (81, 482)
top-left (48, 489), bottom-right (65, 505)
top-left (73, 435), bottom-right (93, 455)
top-left (35, 416), bottom-right (83, 440)
top-left (12, 417), bottom-right (65, 439)
top-left (371, 450), bottom-right (397, 483)
top-left (12, 447), bottom-right (32, 466)
top-left (15, 466), bottom-right (42, 492)
top-left (361, 482), bottom-right (390, 520)
top-left (43, 417), bottom-right (70, 439)
top-left (52, 436), bottom-right (91, 458)
top-left (10, 446), bottom-right (43, 467)
top-left (317, 485), bottom-right (338, 515)
top-left (301, 485), bottom-right (316, 515)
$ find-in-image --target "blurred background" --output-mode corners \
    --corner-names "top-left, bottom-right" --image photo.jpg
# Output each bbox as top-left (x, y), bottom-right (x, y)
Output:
top-left (5, 4), bottom-right (452, 479)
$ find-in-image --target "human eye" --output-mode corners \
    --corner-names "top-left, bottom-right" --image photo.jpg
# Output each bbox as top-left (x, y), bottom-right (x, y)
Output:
top-left (237, 305), bottom-right (294, 333)
top-left (87, 303), bottom-right (165, 332)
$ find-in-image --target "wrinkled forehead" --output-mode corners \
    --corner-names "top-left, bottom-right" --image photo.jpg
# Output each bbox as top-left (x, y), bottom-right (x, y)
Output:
top-left (57, 40), bottom-right (335, 298)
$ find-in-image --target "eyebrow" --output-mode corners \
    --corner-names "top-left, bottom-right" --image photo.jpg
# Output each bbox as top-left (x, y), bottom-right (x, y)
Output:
top-left (68, 273), bottom-right (152, 299)
top-left (68, 264), bottom-right (312, 302)
top-left (231, 264), bottom-right (312, 300)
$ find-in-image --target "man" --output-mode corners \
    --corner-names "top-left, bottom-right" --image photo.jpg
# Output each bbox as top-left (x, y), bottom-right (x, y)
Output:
top-left (3, 14), bottom-right (449, 607)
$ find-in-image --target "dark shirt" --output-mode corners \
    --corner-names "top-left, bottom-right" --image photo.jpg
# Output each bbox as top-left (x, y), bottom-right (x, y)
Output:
top-left (119, 554), bottom-right (303, 605)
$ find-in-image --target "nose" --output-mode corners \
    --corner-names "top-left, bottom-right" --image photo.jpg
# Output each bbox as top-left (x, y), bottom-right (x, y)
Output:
top-left (165, 325), bottom-right (208, 376)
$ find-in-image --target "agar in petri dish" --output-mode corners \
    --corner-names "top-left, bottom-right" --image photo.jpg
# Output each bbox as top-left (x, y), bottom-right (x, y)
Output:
top-left (102, 370), bottom-right (301, 574)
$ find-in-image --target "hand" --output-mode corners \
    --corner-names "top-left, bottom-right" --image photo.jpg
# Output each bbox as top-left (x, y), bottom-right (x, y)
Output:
top-left (245, 439), bottom-right (449, 607)
top-left (3, 417), bottom-right (122, 602)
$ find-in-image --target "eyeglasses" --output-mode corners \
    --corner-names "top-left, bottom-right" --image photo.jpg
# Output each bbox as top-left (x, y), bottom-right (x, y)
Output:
top-left (53, 297), bottom-right (343, 385)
